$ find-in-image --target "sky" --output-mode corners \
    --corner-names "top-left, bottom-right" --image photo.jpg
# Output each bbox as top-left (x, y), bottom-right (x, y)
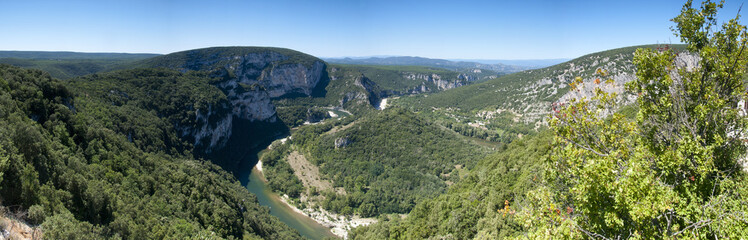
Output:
top-left (0, 0), bottom-right (745, 60)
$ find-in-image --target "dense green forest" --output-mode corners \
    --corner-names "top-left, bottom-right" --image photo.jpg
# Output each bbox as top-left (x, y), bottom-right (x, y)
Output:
top-left (351, 1), bottom-right (748, 239)
top-left (349, 131), bottom-right (551, 239)
top-left (408, 106), bottom-right (538, 144)
top-left (262, 108), bottom-right (489, 217)
top-left (67, 68), bottom-right (228, 156)
top-left (2, 1), bottom-right (747, 239)
top-left (0, 64), bottom-right (301, 239)
top-left (0, 46), bottom-right (503, 239)
top-left (515, 2), bottom-right (748, 238)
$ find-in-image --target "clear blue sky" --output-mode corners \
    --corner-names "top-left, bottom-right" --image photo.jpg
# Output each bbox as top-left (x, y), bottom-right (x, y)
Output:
top-left (0, 0), bottom-right (744, 59)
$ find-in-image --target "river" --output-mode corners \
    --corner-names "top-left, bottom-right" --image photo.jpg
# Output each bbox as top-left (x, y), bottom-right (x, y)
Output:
top-left (235, 140), bottom-right (338, 240)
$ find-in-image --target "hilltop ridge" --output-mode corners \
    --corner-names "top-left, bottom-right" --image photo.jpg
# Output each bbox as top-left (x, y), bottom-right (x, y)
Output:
top-left (325, 55), bottom-right (531, 73)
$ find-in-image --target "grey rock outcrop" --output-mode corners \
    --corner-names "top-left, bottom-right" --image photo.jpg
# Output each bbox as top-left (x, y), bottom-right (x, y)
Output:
top-left (150, 48), bottom-right (327, 154)
top-left (334, 137), bottom-right (352, 149)
top-left (403, 72), bottom-right (468, 94)
top-left (340, 75), bottom-right (380, 107)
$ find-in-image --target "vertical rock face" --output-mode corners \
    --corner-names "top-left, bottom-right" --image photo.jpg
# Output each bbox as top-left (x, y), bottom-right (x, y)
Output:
top-left (557, 53), bottom-right (699, 105)
top-left (403, 72), bottom-right (468, 93)
top-left (260, 61), bottom-right (326, 98)
top-left (145, 47), bottom-right (327, 159)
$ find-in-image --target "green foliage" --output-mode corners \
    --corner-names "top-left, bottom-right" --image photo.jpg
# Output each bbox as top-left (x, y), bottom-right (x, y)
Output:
top-left (333, 64), bottom-right (461, 93)
top-left (517, 1), bottom-right (748, 238)
top-left (394, 46), bottom-right (643, 112)
top-left (393, 45), bottom-right (687, 142)
top-left (387, 45), bottom-right (687, 145)
top-left (67, 68), bottom-right (229, 156)
top-left (0, 64), bottom-right (301, 239)
top-left (262, 143), bottom-right (305, 198)
top-left (273, 63), bottom-right (480, 129)
top-left (350, 131), bottom-right (552, 239)
top-left (266, 108), bottom-right (488, 217)
top-left (412, 106), bottom-right (536, 144)
top-left (275, 105), bottom-right (331, 127)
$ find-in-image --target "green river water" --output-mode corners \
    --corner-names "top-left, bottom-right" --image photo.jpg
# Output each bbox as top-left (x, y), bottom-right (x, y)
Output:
top-left (235, 142), bottom-right (338, 240)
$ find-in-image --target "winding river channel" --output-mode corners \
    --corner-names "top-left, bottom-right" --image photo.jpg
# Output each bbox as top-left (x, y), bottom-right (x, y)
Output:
top-left (235, 138), bottom-right (338, 240)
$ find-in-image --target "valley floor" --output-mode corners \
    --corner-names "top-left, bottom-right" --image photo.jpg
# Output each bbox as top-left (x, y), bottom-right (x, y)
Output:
top-left (278, 195), bottom-right (377, 239)
top-left (254, 157), bottom-right (377, 239)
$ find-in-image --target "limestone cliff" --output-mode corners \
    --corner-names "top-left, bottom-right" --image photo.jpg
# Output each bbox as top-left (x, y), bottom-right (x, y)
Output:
top-left (140, 47), bottom-right (328, 163)
top-left (403, 72), bottom-right (467, 93)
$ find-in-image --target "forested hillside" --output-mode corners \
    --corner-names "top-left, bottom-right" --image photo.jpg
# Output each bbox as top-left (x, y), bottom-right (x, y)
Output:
top-left (0, 47), bottom-right (504, 239)
top-left (395, 44), bottom-right (687, 118)
top-left (351, 1), bottom-right (748, 239)
top-left (390, 44), bottom-right (689, 144)
top-left (0, 64), bottom-right (301, 239)
top-left (272, 63), bottom-right (492, 128)
top-left (349, 131), bottom-right (551, 239)
top-left (2, 1), bottom-right (746, 239)
top-left (262, 108), bottom-right (489, 217)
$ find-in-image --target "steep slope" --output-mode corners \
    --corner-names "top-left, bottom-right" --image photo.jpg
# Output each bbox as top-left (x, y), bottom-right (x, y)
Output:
top-left (349, 132), bottom-right (551, 239)
top-left (0, 64), bottom-right (301, 239)
top-left (393, 45), bottom-right (691, 143)
top-left (349, 45), bottom-right (702, 239)
top-left (135, 47), bottom-right (327, 99)
top-left (71, 47), bottom-right (487, 168)
top-left (397, 45), bottom-right (688, 122)
top-left (115, 47), bottom-right (331, 166)
top-left (271, 63), bottom-right (491, 128)
top-left (332, 64), bottom-right (492, 95)
top-left (262, 108), bottom-right (489, 218)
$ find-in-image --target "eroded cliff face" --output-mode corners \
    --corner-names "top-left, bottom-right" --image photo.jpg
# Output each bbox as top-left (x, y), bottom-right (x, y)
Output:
top-left (403, 72), bottom-right (468, 94)
top-left (260, 61), bottom-right (326, 98)
top-left (157, 48), bottom-right (327, 161)
top-left (465, 48), bottom-right (699, 127)
top-left (556, 53), bottom-right (699, 106)
top-left (518, 53), bottom-right (700, 124)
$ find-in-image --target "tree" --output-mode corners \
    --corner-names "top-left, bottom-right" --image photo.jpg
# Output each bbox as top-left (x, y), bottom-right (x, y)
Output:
top-left (517, 0), bottom-right (748, 238)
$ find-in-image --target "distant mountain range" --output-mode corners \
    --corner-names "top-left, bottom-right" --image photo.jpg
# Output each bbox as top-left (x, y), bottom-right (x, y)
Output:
top-left (0, 51), bottom-right (160, 79)
top-left (324, 56), bottom-right (569, 73)
top-left (0, 50), bottom-right (159, 60)
top-left (446, 58), bottom-right (570, 67)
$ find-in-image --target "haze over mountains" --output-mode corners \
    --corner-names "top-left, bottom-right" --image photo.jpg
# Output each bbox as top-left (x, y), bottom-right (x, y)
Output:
top-left (448, 58), bottom-right (570, 67)
top-left (324, 56), bottom-right (566, 73)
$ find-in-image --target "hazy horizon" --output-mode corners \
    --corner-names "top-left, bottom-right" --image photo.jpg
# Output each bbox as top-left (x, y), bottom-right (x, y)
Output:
top-left (4, 0), bottom-right (743, 60)
top-left (0, 0), bottom-right (740, 60)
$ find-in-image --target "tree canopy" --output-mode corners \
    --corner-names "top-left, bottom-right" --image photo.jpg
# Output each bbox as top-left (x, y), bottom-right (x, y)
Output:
top-left (517, 1), bottom-right (748, 238)
top-left (0, 65), bottom-right (302, 239)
